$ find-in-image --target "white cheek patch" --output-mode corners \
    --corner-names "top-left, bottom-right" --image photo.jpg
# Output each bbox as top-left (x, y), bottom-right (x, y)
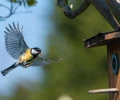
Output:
top-left (32, 49), bottom-right (38, 54)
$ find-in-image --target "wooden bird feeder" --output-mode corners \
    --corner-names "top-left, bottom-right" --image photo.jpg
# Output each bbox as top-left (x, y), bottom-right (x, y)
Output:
top-left (84, 30), bottom-right (120, 100)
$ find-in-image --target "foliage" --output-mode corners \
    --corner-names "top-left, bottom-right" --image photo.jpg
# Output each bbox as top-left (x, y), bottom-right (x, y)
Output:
top-left (8, 0), bottom-right (37, 6)
top-left (0, 0), bottom-right (37, 21)
top-left (27, 0), bottom-right (37, 6)
top-left (41, 0), bottom-right (112, 99)
top-left (0, 0), bottom-right (113, 100)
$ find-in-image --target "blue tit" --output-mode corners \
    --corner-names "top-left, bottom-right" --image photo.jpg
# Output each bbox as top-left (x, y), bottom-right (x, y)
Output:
top-left (1, 22), bottom-right (62, 76)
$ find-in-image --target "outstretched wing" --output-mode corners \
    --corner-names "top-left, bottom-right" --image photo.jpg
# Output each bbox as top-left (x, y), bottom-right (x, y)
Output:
top-left (5, 22), bottom-right (29, 59)
top-left (31, 57), bottom-right (62, 66)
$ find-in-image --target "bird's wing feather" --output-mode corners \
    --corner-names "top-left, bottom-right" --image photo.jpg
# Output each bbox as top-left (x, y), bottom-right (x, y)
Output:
top-left (31, 56), bottom-right (62, 66)
top-left (5, 22), bottom-right (29, 59)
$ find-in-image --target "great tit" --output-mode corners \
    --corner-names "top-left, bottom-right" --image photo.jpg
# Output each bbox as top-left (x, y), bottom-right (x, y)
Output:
top-left (1, 22), bottom-right (62, 76)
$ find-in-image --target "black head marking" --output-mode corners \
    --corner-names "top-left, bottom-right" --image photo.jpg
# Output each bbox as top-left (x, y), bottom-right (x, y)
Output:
top-left (32, 47), bottom-right (41, 53)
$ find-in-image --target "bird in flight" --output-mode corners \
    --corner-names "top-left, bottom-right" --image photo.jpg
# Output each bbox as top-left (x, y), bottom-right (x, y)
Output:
top-left (1, 22), bottom-right (62, 76)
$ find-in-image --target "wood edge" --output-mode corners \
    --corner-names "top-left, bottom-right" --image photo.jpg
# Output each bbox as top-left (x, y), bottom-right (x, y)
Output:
top-left (88, 88), bottom-right (118, 94)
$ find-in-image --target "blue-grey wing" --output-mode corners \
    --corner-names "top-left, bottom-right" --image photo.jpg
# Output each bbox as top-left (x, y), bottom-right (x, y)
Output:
top-left (31, 57), bottom-right (62, 66)
top-left (5, 22), bottom-right (29, 59)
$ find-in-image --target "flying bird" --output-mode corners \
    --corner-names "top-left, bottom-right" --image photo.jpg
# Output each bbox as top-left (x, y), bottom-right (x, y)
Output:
top-left (1, 22), bottom-right (62, 76)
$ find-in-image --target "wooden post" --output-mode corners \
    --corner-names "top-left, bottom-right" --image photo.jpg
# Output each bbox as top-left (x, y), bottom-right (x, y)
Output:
top-left (107, 40), bottom-right (120, 100)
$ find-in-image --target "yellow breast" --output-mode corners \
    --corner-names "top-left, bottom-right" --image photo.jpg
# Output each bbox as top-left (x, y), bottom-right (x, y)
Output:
top-left (19, 49), bottom-right (33, 63)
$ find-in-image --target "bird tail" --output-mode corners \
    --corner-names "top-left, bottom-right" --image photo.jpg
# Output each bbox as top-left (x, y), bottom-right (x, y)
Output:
top-left (1, 63), bottom-right (18, 76)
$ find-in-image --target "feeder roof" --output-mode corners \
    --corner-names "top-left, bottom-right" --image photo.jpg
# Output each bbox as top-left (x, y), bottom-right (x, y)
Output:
top-left (84, 31), bottom-right (120, 48)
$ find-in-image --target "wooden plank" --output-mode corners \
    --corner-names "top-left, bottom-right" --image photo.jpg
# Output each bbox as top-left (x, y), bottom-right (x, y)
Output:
top-left (84, 31), bottom-right (120, 48)
top-left (88, 88), bottom-right (118, 94)
top-left (105, 32), bottom-right (120, 40)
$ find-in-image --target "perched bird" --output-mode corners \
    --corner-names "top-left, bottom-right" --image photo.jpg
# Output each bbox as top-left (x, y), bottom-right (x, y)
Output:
top-left (1, 22), bottom-right (62, 76)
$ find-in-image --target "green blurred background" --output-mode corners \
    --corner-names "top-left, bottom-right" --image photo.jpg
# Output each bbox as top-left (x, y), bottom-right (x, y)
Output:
top-left (0, 0), bottom-right (113, 100)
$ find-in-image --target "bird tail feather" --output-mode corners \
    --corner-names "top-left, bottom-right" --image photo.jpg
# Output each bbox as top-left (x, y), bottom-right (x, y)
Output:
top-left (1, 63), bottom-right (17, 76)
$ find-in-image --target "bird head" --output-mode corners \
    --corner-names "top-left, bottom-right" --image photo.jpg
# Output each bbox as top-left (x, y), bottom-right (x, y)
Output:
top-left (31, 47), bottom-right (42, 56)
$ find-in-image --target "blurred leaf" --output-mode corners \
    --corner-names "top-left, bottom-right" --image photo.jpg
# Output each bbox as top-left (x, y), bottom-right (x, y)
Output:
top-left (7, 0), bottom-right (37, 6)
top-left (26, 0), bottom-right (37, 6)
top-left (8, 0), bottom-right (17, 2)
